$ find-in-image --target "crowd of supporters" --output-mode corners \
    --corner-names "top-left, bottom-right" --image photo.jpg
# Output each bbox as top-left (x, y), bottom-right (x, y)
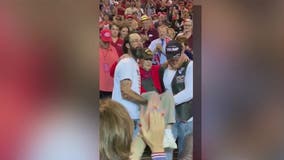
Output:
top-left (99, 0), bottom-right (194, 159)
top-left (99, 0), bottom-right (193, 46)
top-left (99, 0), bottom-right (194, 96)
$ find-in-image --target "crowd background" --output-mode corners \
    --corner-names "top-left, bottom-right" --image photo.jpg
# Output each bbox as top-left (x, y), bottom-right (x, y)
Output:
top-left (99, 0), bottom-right (194, 52)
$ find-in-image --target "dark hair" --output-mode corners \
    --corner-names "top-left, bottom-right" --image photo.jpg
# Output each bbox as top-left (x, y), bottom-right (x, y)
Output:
top-left (120, 24), bottom-right (130, 38)
top-left (119, 24), bottom-right (130, 31)
top-left (110, 23), bottom-right (121, 37)
top-left (109, 14), bottom-right (114, 21)
top-left (122, 31), bottom-right (140, 54)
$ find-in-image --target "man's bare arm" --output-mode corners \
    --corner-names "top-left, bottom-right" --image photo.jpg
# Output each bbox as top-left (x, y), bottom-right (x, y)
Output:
top-left (120, 79), bottom-right (148, 105)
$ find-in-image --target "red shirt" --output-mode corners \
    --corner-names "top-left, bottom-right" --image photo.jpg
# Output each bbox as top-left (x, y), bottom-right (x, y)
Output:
top-left (117, 3), bottom-right (126, 16)
top-left (110, 62), bottom-right (163, 94)
top-left (111, 38), bottom-right (124, 57)
top-left (110, 60), bottom-right (118, 78)
top-left (140, 65), bottom-right (163, 94)
top-left (99, 45), bottom-right (119, 92)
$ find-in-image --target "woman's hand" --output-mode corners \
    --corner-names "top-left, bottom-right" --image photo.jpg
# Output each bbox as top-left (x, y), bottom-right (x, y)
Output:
top-left (140, 110), bottom-right (165, 152)
top-left (139, 93), bottom-right (165, 153)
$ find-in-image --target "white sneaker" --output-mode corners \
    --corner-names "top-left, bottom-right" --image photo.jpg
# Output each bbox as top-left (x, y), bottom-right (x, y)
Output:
top-left (163, 129), bottom-right (177, 149)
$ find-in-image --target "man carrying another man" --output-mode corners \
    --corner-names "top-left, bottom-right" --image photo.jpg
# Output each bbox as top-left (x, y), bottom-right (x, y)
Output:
top-left (112, 32), bottom-right (147, 137)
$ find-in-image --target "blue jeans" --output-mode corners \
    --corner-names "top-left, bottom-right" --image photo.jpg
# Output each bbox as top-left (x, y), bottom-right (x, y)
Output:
top-left (166, 120), bottom-right (193, 159)
top-left (174, 120), bottom-right (193, 154)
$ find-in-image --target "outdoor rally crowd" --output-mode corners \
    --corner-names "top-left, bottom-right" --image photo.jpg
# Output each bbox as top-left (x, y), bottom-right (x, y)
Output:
top-left (99, 0), bottom-right (194, 159)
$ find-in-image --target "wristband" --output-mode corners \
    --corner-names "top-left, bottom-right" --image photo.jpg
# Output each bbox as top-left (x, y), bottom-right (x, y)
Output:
top-left (151, 152), bottom-right (166, 159)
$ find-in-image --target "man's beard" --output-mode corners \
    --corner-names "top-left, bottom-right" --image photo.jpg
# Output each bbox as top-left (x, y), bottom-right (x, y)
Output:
top-left (130, 46), bottom-right (144, 59)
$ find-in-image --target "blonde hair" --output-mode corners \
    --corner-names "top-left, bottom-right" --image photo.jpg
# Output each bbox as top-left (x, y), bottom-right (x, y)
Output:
top-left (100, 99), bottom-right (133, 160)
top-left (167, 27), bottom-right (176, 39)
top-left (131, 20), bottom-right (139, 31)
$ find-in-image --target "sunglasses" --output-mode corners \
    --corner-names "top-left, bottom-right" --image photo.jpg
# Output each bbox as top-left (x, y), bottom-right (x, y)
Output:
top-left (144, 58), bottom-right (152, 61)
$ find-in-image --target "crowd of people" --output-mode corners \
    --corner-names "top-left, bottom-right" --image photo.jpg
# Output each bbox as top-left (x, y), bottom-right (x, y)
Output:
top-left (99, 0), bottom-right (194, 159)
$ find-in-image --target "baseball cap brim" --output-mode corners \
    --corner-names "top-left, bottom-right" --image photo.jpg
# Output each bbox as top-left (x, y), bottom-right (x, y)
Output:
top-left (141, 16), bottom-right (150, 21)
top-left (101, 36), bottom-right (112, 42)
top-left (142, 49), bottom-right (153, 59)
top-left (166, 52), bottom-right (181, 59)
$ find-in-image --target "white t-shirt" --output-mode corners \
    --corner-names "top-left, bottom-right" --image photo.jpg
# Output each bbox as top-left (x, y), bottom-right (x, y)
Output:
top-left (148, 38), bottom-right (170, 65)
top-left (112, 57), bottom-right (141, 119)
top-left (163, 61), bottom-right (193, 106)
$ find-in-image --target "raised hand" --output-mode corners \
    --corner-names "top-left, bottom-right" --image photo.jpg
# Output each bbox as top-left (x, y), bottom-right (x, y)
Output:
top-left (139, 93), bottom-right (165, 152)
top-left (155, 43), bottom-right (163, 52)
top-left (140, 110), bottom-right (165, 152)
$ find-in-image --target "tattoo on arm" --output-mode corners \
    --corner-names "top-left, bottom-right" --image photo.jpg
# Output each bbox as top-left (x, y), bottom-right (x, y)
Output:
top-left (120, 79), bottom-right (148, 105)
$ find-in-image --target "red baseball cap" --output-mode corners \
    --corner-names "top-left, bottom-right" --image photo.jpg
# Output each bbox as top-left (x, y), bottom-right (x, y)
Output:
top-left (100, 29), bottom-right (112, 42)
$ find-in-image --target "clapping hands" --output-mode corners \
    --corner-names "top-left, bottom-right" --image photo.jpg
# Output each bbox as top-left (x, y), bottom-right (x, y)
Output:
top-left (139, 93), bottom-right (165, 152)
